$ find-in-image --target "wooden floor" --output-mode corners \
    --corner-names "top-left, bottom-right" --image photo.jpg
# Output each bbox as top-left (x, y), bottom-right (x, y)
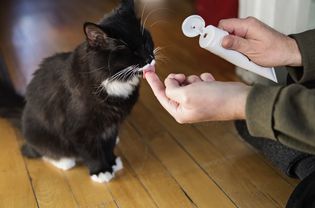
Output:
top-left (0, 0), bottom-right (299, 207)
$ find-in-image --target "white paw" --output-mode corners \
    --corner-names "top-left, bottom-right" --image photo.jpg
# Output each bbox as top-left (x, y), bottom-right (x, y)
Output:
top-left (116, 136), bottom-right (120, 145)
top-left (113, 157), bottom-right (124, 173)
top-left (43, 157), bottom-right (76, 171)
top-left (91, 172), bottom-right (114, 183)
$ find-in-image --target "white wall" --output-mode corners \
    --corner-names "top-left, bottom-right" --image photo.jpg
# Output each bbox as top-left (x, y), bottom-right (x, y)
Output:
top-left (310, 0), bottom-right (315, 29)
top-left (239, 0), bottom-right (315, 34)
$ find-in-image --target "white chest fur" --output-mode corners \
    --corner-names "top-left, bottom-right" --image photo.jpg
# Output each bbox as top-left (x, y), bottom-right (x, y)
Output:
top-left (102, 77), bottom-right (140, 98)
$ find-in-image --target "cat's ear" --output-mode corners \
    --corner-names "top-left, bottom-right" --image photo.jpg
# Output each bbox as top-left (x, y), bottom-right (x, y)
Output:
top-left (84, 22), bottom-right (107, 47)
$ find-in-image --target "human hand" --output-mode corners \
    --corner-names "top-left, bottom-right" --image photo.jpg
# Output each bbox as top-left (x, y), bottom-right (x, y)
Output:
top-left (145, 72), bottom-right (251, 124)
top-left (218, 17), bottom-right (302, 67)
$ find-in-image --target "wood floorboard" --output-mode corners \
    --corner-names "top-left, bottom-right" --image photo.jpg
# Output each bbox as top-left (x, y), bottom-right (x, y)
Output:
top-left (118, 123), bottom-right (194, 208)
top-left (63, 165), bottom-right (115, 207)
top-left (106, 152), bottom-right (158, 208)
top-left (0, 119), bottom-right (38, 208)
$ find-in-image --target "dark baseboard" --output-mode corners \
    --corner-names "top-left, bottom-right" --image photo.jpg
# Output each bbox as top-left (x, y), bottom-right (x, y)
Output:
top-left (0, 52), bottom-right (14, 91)
top-left (0, 54), bottom-right (24, 107)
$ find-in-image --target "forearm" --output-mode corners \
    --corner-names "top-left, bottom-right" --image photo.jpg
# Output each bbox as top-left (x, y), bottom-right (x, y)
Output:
top-left (231, 84), bottom-right (251, 120)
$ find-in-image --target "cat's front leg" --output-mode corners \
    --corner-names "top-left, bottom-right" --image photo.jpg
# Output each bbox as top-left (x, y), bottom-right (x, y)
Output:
top-left (88, 157), bottom-right (123, 183)
top-left (75, 143), bottom-right (114, 183)
top-left (103, 135), bottom-right (124, 173)
top-left (86, 159), bottom-right (115, 183)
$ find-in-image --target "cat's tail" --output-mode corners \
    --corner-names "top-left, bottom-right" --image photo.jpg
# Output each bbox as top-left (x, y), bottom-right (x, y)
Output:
top-left (0, 81), bottom-right (25, 128)
top-left (21, 144), bottom-right (42, 158)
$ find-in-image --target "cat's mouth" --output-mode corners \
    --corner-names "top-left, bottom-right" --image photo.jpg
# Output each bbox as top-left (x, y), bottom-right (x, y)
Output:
top-left (139, 60), bottom-right (156, 78)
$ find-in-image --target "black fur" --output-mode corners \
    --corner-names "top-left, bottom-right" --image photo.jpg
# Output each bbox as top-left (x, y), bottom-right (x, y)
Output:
top-left (21, 144), bottom-right (41, 158)
top-left (21, 0), bottom-right (154, 176)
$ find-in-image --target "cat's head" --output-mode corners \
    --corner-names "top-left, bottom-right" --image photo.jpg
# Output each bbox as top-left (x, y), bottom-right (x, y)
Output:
top-left (83, 0), bottom-right (155, 82)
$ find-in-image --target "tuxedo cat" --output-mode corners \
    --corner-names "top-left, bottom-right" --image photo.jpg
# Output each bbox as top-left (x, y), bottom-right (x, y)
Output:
top-left (21, 0), bottom-right (155, 183)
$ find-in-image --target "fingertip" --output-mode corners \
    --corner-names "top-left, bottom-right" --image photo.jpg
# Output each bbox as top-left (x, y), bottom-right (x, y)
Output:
top-left (218, 19), bottom-right (226, 29)
top-left (221, 36), bottom-right (233, 49)
top-left (168, 73), bottom-right (176, 79)
top-left (187, 75), bottom-right (202, 84)
top-left (166, 74), bottom-right (186, 84)
top-left (164, 77), bottom-right (180, 88)
top-left (174, 74), bottom-right (186, 81)
top-left (200, 73), bottom-right (215, 82)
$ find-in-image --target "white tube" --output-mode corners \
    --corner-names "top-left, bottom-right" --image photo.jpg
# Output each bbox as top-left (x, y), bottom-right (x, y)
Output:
top-left (182, 15), bottom-right (278, 83)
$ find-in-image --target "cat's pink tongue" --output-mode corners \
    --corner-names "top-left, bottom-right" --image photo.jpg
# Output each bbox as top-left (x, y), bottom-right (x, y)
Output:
top-left (142, 62), bottom-right (156, 79)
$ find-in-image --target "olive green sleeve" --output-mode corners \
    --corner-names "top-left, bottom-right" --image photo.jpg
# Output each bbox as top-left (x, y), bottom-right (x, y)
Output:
top-left (245, 29), bottom-right (315, 154)
top-left (246, 85), bottom-right (315, 154)
top-left (286, 29), bottom-right (315, 83)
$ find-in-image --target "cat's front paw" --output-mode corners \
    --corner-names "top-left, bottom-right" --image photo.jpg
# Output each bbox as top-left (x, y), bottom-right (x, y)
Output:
top-left (91, 172), bottom-right (114, 183)
top-left (90, 157), bottom-right (123, 183)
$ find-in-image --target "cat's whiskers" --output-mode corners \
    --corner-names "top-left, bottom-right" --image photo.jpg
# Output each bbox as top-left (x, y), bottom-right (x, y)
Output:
top-left (120, 66), bottom-right (140, 81)
top-left (80, 66), bottom-right (107, 75)
top-left (123, 65), bottom-right (140, 81)
top-left (109, 66), bottom-right (134, 81)
top-left (154, 47), bottom-right (170, 64)
top-left (108, 65), bottom-right (139, 82)
top-left (121, 67), bottom-right (133, 80)
top-left (142, 8), bottom-right (171, 35)
top-left (125, 66), bottom-right (139, 80)
top-left (140, 1), bottom-right (148, 33)
top-left (150, 20), bottom-right (168, 28)
top-left (155, 56), bottom-right (168, 64)
top-left (94, 83), bottom-right (106, 96)
top-left (154, 46), bottom-right (164, 54)
top-left (114, 68), bottom-right (133, 81)
top-left (93, 66), bottom-right (138, 98)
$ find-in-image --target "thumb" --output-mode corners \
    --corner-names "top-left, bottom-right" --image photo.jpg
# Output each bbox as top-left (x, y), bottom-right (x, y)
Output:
top-left (222, 35), bottom-right (249, 54)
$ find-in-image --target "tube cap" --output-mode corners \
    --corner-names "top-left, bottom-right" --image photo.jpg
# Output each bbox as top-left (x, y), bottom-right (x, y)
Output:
top-left (182, 15), bottom-right (206, 38)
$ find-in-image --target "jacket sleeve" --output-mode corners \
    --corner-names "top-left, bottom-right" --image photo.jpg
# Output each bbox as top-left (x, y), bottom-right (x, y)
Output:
top-left (245, 29), bottom-right (315, 154)
top-left (286, 29), bottom-right (315, 83)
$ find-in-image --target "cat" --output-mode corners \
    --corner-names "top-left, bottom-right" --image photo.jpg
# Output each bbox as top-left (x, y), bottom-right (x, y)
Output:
top-left (21, 0), bottom-right (155, 183)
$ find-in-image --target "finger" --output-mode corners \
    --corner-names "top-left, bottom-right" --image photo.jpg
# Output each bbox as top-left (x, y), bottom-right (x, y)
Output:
top-left (164, 77), bottom-right (181, 89)
top-left (164, 77), bottom-right (185, 103)
top-left (146, 72), bottom-right (180, 116)
top-left (186, 75), bottom-right (202, 84)
top-left (218, 18), bottom-right (249, 37)
top-left (146, 72), bottom-right (177, 110)
top-left (146, 72), bottom-right (167, 98)
top-left (168, 73), bottom-right (176, 78)
top-left (200, 73), bottom-right (215, 82)
top-left (221, 35), bottom-right (250, 54)
top-left (167, 74), bottom-right (186, 84)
